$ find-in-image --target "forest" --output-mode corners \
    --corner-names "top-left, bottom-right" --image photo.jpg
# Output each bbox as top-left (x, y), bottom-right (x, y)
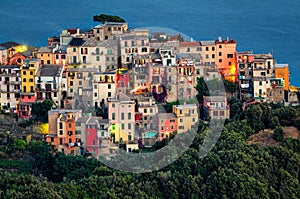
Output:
top-left (0, 100), bottom-right (299, 198)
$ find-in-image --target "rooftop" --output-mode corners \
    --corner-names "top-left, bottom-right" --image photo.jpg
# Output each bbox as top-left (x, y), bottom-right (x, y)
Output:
top-left (200, 40), bottom-right (215, 46)
top-left (275, 64), bottom-right (288, 68)
top-left (204, 96), bottom-right (227, 102)
top-left (36, 64), bottom-right (63, 77)
top-left (179, 42), bottom-right (200, 47)
top-left (0, 41), bottom-right (20, 49)
top-left (157, 113), bottom-right (177, 120)
top-left (68, 38), bottom-right (85, 47)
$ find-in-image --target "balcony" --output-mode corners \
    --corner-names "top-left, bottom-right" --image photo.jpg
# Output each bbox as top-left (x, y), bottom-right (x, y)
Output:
top-left (4, 81), bottom-right (21, 85)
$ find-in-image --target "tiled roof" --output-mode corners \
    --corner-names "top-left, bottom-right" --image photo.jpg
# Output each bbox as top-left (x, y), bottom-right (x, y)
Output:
top-left (38, 46), bottom-right (52, 53)
top-left (0, 41), bottom-right (19, 49)
top-left (36, 64), bottom-right (63, 77)
top-left (204, 96), bottom-right (227, 102)
top-left (157, 113), bottom-right (177, 119)
top-left (179, 42), bottom-right (200, 47)
top-left (68, 38), bottom-right (85, 46)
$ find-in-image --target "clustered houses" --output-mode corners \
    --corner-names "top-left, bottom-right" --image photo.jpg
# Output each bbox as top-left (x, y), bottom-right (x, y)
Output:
top-left (237, 52), bottom-right (295, 105)
top-left (0, 21), bottom-right (298, 156)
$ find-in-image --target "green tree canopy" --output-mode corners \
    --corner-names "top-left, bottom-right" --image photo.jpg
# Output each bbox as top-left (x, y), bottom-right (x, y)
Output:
top-left (94, 14), bottom-right (125, 24)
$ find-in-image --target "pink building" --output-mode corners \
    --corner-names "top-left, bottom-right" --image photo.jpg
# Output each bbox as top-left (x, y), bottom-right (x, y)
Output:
top-left (157, 113), bottom-right (178, 141)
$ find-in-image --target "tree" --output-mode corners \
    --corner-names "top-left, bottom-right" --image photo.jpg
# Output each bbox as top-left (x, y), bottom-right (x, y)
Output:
top-left (33, 123), bottom-right (49, 135)
top-left (270, 116), bottom-right (280, 130)
top-left (31, 100), bottom-right (53, 123)
top-left (13, 139), bottom-right (26, 151)
top-left (273, 126), bottom-right (284, 142)
top-left (195, 77), bottom-right (209, 104)
top-left (93, 14), bottom-right (125, 24)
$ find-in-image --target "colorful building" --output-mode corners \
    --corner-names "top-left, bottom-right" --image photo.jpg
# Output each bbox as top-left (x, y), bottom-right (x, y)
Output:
top-left (275, 64), bottom-right (290, 91)
top-left (203, 96), bottom-right (230, 119)
top-left (0, 65), bottom-right (21, 111)
top-left (173, 104), bottom-right (199, 134)
top-left (18, 59), bottom-right (40, 119)
top-left (46, 110), bottom-right (82, 155)
top-left (157, 113), bottom-right (177, 141)
top-left (108, 93), bottom-right (136, 142)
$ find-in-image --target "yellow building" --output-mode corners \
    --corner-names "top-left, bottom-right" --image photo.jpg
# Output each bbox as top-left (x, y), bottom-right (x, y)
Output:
top-left (21, 59), bottom-right (39, 94)
top-left (18, 59), bottom-right (40, 118)
top-left (172, 104), bottom-right (199, 134)
top-left (275, 64), bottom-right (290, 90)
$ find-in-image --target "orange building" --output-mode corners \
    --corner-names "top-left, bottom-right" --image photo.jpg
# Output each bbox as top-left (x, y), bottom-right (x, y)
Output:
top-left (200, 37), bottom-right (238, 82)
top-left (46, 110), bottom-right (82, 155)
top-left (275, 64), bottom-right (290, 90)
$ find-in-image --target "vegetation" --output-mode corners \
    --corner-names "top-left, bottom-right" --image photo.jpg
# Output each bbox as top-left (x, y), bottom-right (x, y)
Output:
top-left (0, 102), bottom-right (299, 198)
top-left (31, 100), bottom-right (53, 123)
top-left (93, 14), bottom-right (125, 24)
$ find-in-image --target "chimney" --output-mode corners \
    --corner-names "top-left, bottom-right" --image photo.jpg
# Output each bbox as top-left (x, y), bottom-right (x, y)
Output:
top-left (218, 37), bottom-right (222, 42)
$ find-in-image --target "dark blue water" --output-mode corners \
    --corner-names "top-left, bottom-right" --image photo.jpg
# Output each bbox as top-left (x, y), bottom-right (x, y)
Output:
top-left (1, 0), bottom-right (300, 85)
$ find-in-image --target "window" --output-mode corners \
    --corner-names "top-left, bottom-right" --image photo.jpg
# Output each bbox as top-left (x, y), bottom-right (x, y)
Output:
top-left (23, 78), bottom-right (26, 82)
top-left (108, 92), bottom-right (111, 97)
top-left (197, 47), bottom-right (202, 51)
top-left (229, 62), bottom-right (232, 66)
top-left (59, 130), bottom-right (63, 135)
top-left (51, 137), bottom-right (54, 142)
top-left (121, 113), bottom-right (125, 120)
top-left (179, 126), bottom-right (184, 130)
top-left (73, 48), bottom-right (76, 52)
top-left (219, 52), bottom-right (222, 56)
top-left (206, 54), bottom-right (209, 59)
top-left (30, 71), bottom-right (33, 75)
top-left (180, 118), bottom-right (183, 123)
top-left (219, 45), bottom-right (222, 48)
top-left (96, 56), bottom-right (100, 61)
top-left (23, 71), bottom-right (26, 75)
top-left (206, 47), bottom-right (209, 51)
top-left (220, 111), bottom-right (225, 117)
top-left (144, 109), bottom-right (147, 113)
top-left (219, 59), bottom-right (222, 63)
top-left (112, 103), bottom-right (115, 108)
top-left (60, 138), bottom-right (63, 145)
top-left (112, 113), bottom-right (115, 120)
top-left (70, 81), bottom-right (73, 86)
top-left (192, 118), bottom-right (196, 122)
top-left (128, 123), bottom-right (131, 130)
top-left (259, 81), bottom-right (262, 86)
top-left (108, 84), bottom-right (111, 89)
top-left (259, 89), bottom-right (262, 95)
top-left (161, 126), bottom-right (164, 130)
top-left (128, 113), bottom-right (132, 120)
top-left (212, 47), bottom-right (215, 51)
top-left (171, 126), bottom-right (174, 130)
top-left (121, 124), bottom-right (125, 130)
top-left (69, 123), bottom-right (72, 128)
top-left (94, 93), bottom-right (97, 97)
top-left (212, 54), bottom-right (215, 59)
top-left (61, 55), bottom-right (66, 59)
top-left (187, 48), bottom-right (190, 52)
top-left (213, 111), bottom-right (218, 116)
top-left (227, 54), bottom-right (233, 58)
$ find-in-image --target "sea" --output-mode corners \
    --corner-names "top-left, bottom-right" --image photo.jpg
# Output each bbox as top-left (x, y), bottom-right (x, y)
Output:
top-left (1, 0), bottom-right (300, 86)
